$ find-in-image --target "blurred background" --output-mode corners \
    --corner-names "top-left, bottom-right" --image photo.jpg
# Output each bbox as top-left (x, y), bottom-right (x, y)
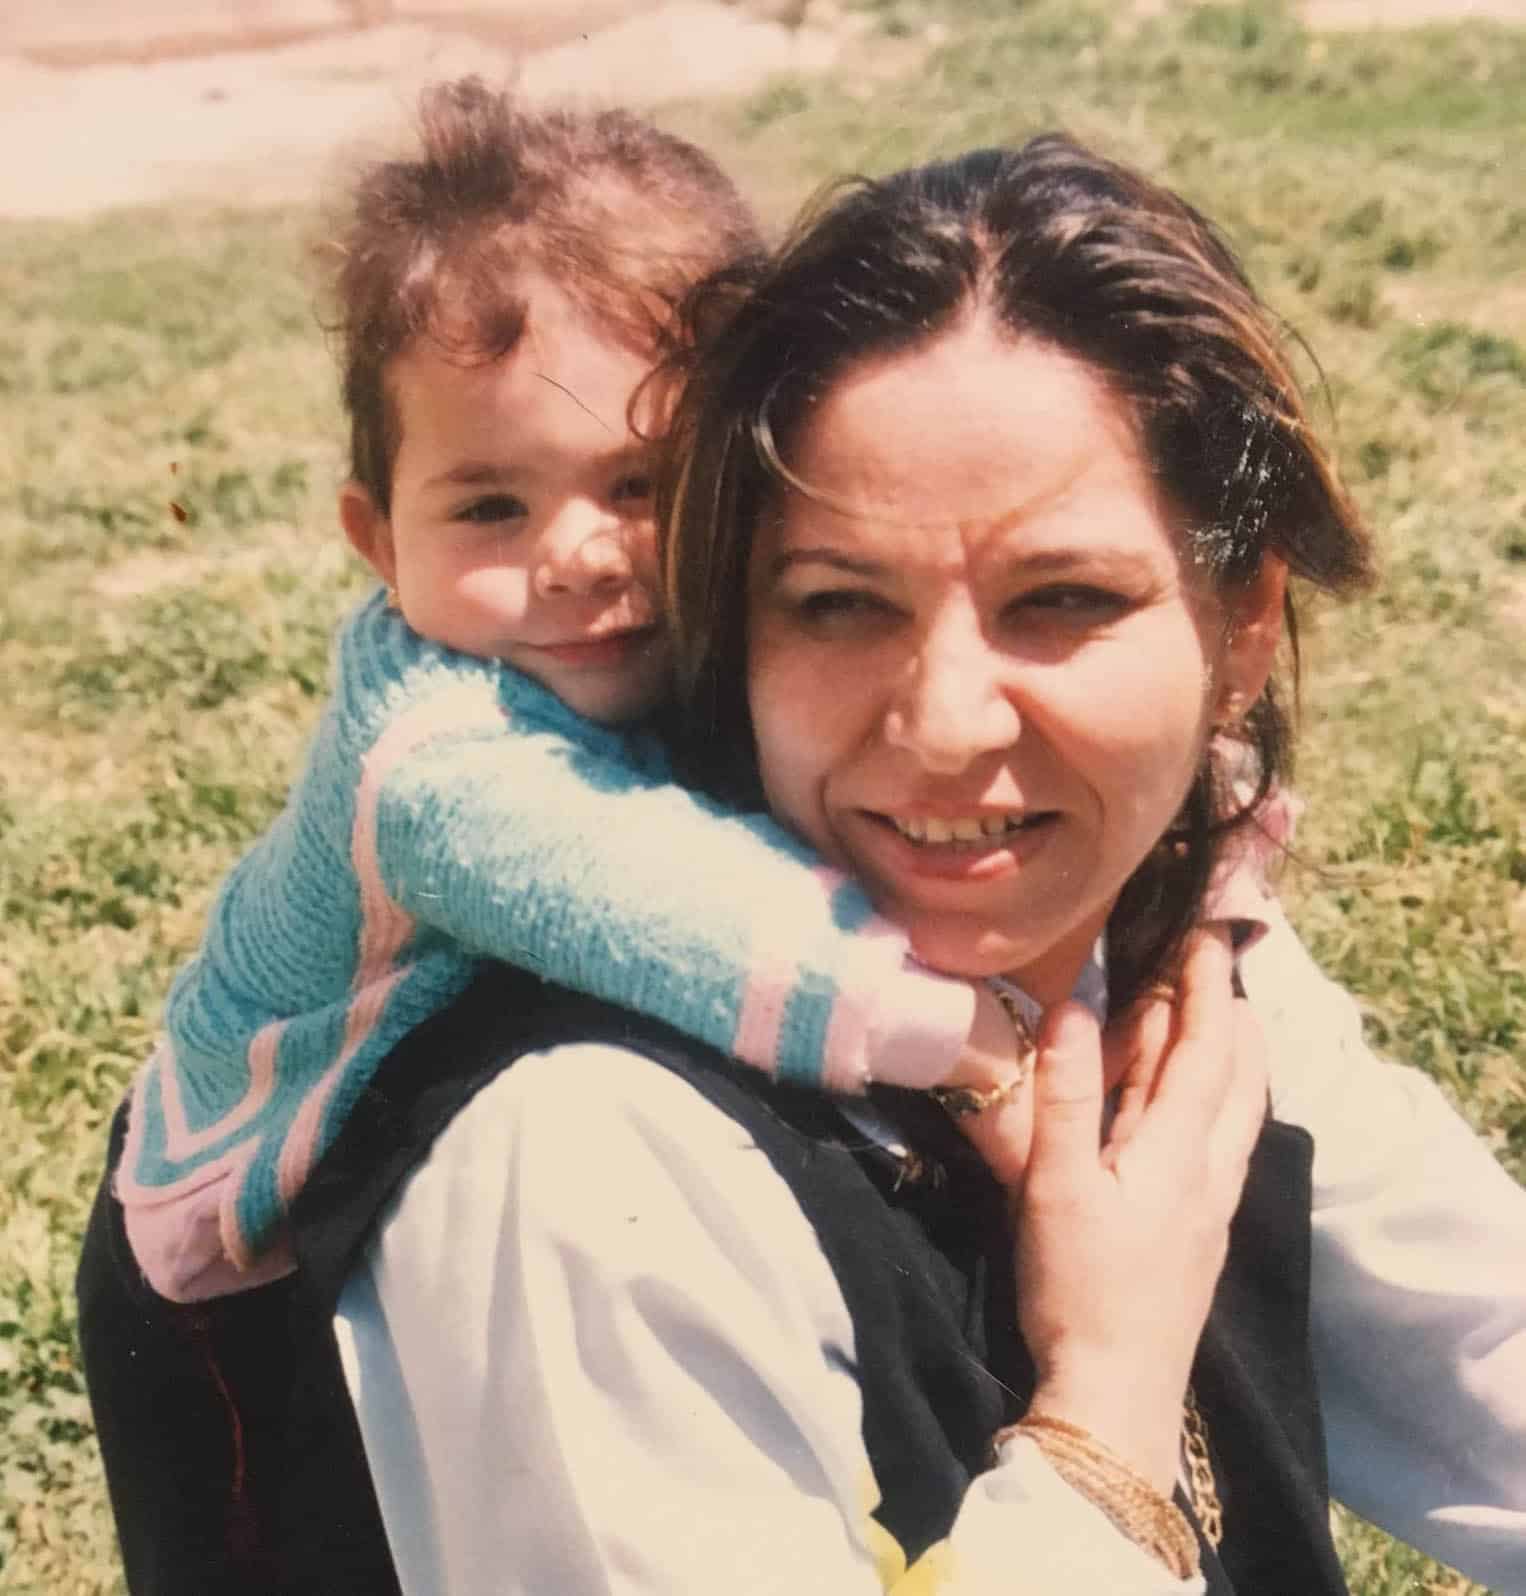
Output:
top-left (1, 1), bottom-right (1522, 1591)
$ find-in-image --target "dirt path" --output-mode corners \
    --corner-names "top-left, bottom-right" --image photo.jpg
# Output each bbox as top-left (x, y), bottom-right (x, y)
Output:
top-left (1305, 0), bottom-right (1524, 22)
top-left (0, 0), bottom-right (1519, 220)
top-left (0, 1), bottom-right (850, 218)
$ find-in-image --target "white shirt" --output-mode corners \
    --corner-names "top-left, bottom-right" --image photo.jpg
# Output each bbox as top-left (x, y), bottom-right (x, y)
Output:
top-left (1245, 905), bottom-right (1526, 1588)
top-left (337, 907), bottom-right (1526, 1594)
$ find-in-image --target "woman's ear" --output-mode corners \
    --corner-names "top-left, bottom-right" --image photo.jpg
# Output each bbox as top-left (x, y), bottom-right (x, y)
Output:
top-left (338, 481), bottom-right (397, 588)
top-left (1219, 554), bottom-right (1288, 720)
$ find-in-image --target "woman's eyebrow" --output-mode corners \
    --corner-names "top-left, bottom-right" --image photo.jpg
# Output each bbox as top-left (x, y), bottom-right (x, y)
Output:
top-left (766, 548), bottom-right (887, 581)
top-left (995, 546), bottom-right (1161, 581)
top-left (1001, 549), bottom-right (1114, 575)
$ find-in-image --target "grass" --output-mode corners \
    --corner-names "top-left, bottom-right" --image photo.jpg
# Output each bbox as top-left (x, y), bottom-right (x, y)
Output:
top-left (2, 0), bottom-right (1523, 1589)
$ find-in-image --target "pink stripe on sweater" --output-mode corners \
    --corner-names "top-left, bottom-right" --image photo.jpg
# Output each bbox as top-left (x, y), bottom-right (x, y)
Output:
top-left (820, 906), bottom-right (907, 1094)
top-left (125, 1151), bottom-right (297, 1301)
top-left (732, 960), bottom-right (791, 1077)
top-left (116, 1025), bottom-right (286, 1205)
top-left (733, 861), bottom-right (870, 1090)
top-left (272, 687), bottom-right (501, 1210)
top-left (813, 864), bottom-right (886, 1092)
top-left (167, 1023), bottom-right (286, 1157)
top-left (811, 862), bottom-right (850, 897)
top-left (116, 1054), bottom-right (162, 1203)
top-left (822, 904), bottom-right (973, 1093)
top-left (819, 985), bottom-right (872, 1094)
top-left (273, 969), bottom-right (408, 1216)
top-left (798, 861), bottom-right (868, 1098)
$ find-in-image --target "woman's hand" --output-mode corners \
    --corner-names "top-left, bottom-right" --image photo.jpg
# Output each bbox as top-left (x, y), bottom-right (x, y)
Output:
top-left (1014, 928), bottom-right (1267, 1493)
top-left (1101, 980), bottom-right (1186, 1161)
top-left (951, 953), bottom-right (1225, 1188)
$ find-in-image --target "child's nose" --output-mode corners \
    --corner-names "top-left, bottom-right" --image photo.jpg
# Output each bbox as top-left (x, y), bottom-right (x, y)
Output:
top-left (534, 505), bottom-right (632, 597)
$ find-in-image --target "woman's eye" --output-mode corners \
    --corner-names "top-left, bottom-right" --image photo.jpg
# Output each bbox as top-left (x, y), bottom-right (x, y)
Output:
top-left (455, 494), bottom-right (528, 526)
top-left (794, 589), bottom-right (894, 628)
top-left (1016, 584), bottom-right (1129, 619)
top-left (611, 472), bottom-right (653, 505)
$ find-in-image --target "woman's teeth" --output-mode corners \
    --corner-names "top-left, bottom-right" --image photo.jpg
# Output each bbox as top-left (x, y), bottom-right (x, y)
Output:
top-left (888, 814), bottom-right (1032, 847)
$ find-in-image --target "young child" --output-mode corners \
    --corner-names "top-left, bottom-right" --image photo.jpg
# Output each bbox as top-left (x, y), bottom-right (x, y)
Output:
top-left (116, 80), bottom-right (1027, 1304)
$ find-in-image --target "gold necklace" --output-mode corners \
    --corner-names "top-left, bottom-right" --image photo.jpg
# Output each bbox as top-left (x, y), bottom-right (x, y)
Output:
top-left (1183, 1387), bottom-right (1224, 1549)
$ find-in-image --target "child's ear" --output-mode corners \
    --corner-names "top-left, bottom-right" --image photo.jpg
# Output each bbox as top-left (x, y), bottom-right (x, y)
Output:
top-left (1220, 553), bottom-right (1287, 718)
top-left (339, 481), bottom-right (397, 588)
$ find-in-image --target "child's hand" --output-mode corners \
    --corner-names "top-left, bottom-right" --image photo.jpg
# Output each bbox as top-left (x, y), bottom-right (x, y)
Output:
top-left (949, 981), bottom-right (1031, 1090)
top-left (941, 983), bottom-right (1037, 1187)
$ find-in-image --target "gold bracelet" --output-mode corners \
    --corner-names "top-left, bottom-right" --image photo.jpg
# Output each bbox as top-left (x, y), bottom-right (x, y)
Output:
top-left (928, 1076), bottom-right (1024, 1119)
top-left (995, 1413), bottom-right (1201, 1581)
top-left (928, 982), bottom-right (1037, 1119)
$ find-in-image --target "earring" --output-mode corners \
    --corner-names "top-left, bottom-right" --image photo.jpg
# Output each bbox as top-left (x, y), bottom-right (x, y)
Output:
top-left (384, 586), bottom-right (401, 612)
top-left (1213, 689), bottom-right (1246, 735)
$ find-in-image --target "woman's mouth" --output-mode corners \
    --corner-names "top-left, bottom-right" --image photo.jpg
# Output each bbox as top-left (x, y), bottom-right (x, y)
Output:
top-left (879, 811), bottom-right (1053, 851)
top-left (853, 808), bottom-right (1059, 883)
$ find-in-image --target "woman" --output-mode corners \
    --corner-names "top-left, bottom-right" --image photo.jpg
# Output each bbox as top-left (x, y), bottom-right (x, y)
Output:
top-left (320, 137), bottom-right (1526, 1592)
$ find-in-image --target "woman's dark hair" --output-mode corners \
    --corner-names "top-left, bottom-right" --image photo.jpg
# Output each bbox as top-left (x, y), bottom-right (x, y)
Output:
top-left (661, 134), bottom-right (1376, 1011)
top-left (320, 77), bottom-right (761, 515)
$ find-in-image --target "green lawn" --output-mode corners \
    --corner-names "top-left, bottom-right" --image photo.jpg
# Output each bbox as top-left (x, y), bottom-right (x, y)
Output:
top-left (2, 1), bottom-right (1523, 1589)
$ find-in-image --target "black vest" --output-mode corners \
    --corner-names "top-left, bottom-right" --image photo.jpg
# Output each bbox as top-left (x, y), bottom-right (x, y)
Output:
top-left (291, 964), bottom-right (1350, 1595)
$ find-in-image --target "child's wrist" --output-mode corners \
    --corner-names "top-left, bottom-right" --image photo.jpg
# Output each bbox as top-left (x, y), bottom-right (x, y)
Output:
top-left (863, 965), bottom-right (983, 1090)
top-left (952, 981), bottom-right (1035, 1089)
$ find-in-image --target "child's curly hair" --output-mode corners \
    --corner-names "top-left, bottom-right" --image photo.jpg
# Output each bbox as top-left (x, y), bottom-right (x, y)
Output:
top-left (323, 77), bottom-right (761, 514)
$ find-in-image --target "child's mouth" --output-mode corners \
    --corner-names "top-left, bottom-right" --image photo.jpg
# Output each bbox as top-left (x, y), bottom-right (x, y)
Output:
top-left (535, 626), bottom-right (661, 668)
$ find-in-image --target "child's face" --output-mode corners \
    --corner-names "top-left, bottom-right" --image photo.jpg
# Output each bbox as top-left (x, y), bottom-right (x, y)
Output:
top-left (341, 283), bottom-right (670, 725)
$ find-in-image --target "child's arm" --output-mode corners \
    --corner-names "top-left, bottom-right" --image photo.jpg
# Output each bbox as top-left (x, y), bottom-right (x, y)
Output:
top-left (366, 670), bottom-right (987, 1094)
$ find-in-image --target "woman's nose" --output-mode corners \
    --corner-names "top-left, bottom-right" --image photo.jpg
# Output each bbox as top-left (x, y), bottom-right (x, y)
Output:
top-left (533, 503), bottom-right (632, 598)
top-left (883, 625), bottom-right (1021, 773)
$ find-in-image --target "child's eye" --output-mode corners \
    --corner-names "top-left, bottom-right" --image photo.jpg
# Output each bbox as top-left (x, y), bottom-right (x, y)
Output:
top-left (455, 494), bottom-right (528, 526)
top-left (611, 472), bottom-right (653, 505)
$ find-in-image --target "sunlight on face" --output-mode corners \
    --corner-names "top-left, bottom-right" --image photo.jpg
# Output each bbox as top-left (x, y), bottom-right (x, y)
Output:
top-left (375, 279), bottom-right (671, 724)
top-left (747, 315), bottom-right (1234, 1003)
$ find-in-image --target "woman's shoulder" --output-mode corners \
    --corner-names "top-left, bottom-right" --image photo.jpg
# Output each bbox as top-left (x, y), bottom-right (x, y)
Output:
top-left (1238, 902), bottom-right (1521, 1206)
top-left (338, 1038), bottom-right (890, 1595)
top-left (446, 1041), bottom-right (771, 1188)
top-left (367, 1037), bottom-right (857, 1349)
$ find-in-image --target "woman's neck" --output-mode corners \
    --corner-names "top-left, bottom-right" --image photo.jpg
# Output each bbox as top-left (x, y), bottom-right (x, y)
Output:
top-left (1002, 923), bottom-right (1108, 1012)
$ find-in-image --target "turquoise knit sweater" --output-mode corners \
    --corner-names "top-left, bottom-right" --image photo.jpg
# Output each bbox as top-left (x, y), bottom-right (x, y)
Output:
top-left (118, 590), bottom-right (973, 1301)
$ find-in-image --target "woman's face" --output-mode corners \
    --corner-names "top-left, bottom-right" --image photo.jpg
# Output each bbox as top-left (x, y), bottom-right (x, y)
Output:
top-left (747, 315), bottom-right (1279, 1003)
